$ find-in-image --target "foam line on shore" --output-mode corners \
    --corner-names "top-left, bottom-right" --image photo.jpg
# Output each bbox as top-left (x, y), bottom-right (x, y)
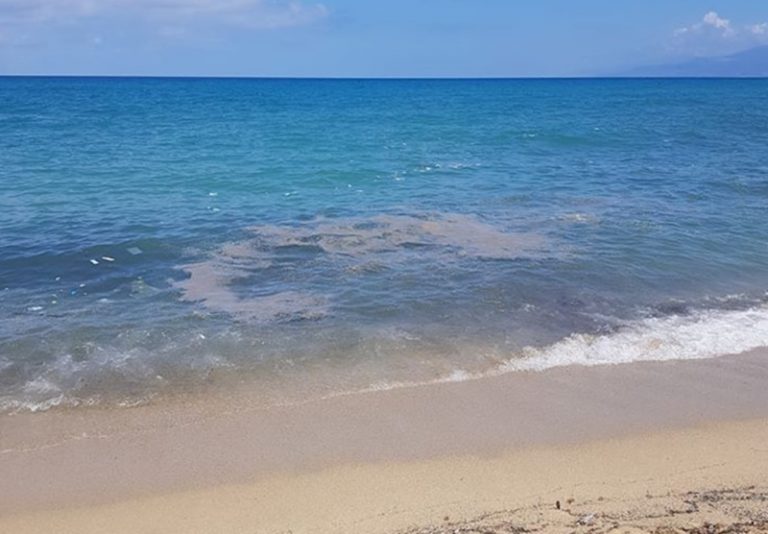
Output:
top-left (351, 304), bottom-right (768, 396)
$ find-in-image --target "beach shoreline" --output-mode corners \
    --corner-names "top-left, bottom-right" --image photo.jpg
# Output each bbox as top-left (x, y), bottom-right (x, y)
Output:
top-left (2, 349), bottom-right (768, 532)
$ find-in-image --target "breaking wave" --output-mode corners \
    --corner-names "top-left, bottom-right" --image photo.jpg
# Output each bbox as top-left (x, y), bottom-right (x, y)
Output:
top-left (349, 303), bottom-right (768, 395)
top-left (509, 303), bottom-right (768, 371)
top-left (2, 302), bottom-right (767, 414)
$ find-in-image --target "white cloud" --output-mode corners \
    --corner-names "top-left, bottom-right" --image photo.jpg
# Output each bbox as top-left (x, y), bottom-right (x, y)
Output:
top-left (702, 11), bottom-right (733, 34)
top-left (672, 11), bottom-right (768, 54)
top-left (0, 0), bottom-right (328, 30)
top-left (674, 11), bottom-right (734, 38)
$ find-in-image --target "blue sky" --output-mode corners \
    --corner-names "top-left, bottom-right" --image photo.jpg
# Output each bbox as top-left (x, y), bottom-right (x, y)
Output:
top-left (1, 0), bottom-right (767, 76)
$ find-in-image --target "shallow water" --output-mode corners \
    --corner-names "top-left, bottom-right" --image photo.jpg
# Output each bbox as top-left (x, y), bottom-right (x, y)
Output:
top-left (1, 77), bottom-right (767, 411)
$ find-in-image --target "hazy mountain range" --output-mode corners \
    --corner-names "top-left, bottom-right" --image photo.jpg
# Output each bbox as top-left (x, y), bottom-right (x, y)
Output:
top-left (621, 46), bottom-right (768, 77)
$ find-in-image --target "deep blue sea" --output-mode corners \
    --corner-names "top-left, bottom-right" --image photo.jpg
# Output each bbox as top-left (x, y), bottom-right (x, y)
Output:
top-left (1, 77), bottom-right (768, 412)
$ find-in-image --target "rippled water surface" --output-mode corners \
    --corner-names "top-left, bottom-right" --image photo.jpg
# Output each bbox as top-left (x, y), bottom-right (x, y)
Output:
top-left (1, 77), bottom-right (767, 411)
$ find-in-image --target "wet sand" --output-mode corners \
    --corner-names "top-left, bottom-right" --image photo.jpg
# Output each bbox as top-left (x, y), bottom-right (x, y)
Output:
top-left (1, 349), bottom-right (768, 533)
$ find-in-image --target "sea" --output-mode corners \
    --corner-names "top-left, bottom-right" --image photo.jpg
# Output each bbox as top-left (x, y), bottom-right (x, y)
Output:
top-left (1, 77), bottom-right (767, 412)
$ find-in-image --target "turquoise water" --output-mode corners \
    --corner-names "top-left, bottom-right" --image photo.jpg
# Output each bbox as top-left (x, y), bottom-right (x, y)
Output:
top-left (1, 77), bottom-right (768, 411)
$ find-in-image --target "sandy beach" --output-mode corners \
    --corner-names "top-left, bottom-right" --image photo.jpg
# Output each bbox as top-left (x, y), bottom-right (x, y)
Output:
top-left (2, 349), bottom-right (768, 533)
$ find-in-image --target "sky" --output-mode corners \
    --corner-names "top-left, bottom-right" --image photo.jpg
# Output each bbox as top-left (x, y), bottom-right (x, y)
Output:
top-left (1, 1), bottom-right (768, 77)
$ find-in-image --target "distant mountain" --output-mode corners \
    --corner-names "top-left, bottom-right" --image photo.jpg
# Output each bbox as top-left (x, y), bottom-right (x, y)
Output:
top-left (621, 46), bottom-right (768, 77)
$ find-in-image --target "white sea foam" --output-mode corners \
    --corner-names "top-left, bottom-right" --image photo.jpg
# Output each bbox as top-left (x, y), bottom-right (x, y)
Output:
top-left (5, 303), bottom-right (766, 414)
top-left (558, 212), bottom-right (600, 224)
top-left (344, 304), bottom-right (768, 398)
top-left (0, 336), bottom-right (235, 414)
top-left (0, 394), bottom-right (67, 414)
top-left (507, 305), bottom-right (768, 372)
